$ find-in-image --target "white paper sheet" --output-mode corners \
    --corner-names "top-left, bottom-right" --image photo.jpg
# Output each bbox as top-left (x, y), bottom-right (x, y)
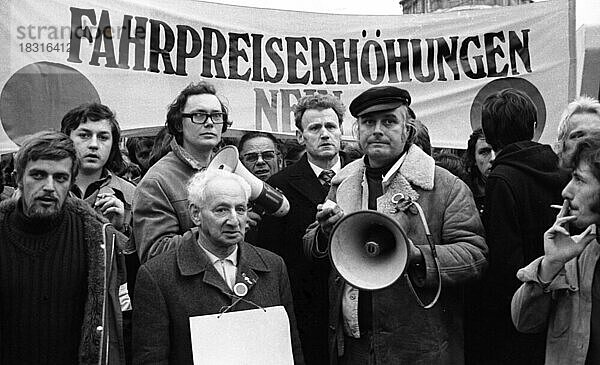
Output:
top-left (189, 305), bottom-right (294, 365)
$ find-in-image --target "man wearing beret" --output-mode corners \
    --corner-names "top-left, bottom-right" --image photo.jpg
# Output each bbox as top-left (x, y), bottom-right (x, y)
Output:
top-left (304, 86), bottom-right (488, 364)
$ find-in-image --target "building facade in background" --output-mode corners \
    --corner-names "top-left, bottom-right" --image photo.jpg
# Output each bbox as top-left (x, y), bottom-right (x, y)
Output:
top-left (400, 0), bottom-right (532, 13)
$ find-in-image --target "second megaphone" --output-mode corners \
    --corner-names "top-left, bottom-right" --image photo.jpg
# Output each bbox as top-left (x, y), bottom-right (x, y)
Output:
top-left (207, 145), bottom-right (290, 217)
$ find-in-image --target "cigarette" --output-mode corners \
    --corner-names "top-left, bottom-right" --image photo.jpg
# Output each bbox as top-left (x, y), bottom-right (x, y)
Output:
top-left (550, 205), bottom-right (563, 210)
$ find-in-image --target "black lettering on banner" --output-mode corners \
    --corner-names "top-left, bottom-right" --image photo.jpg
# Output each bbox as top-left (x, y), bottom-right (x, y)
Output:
top-left (411, 38), bottom-right (436, 83)
top-left (286, 37), bottom-right (310, 84)
top-left (484, 31), bottom-right (509, 77)
top-left (66, 8), bottom-right (534, 87)
top-left (148, 19), bottom-right (175, 74)
top-left (384, 38), bottom-right (411, 83)
top-left (118, 15), bottom-right (147, 70)
top-left (309, 37), bottom-right (336, 85)
top-left (334, 38), bottom-right (360, 85)
top-left (509, 29), bottom-right (532, 75)
top-left (201, 27), bottom-right (227, 79)
top-left (460, 35), bottom-right (486, 79)
top-left (264, 37), bottom-right (284, 83)
top-left (176, 25), bottom-right (201, 76)
top-left (360, 37), bottom-right (385, 85)
top-left (68, 7), bottom-right (96, 63)
top-left (229, 32), bottom-right (252, 81)
top-left (251, 33), bottom-right (264, 82)
top-left (89, 10), bottom-right (118, 68)
top-left (435, 36), bottom-right (459, 81)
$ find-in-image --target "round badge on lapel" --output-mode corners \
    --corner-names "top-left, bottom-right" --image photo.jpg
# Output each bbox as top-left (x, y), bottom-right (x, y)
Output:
top-left (234, 282), bottom-right (248, 297)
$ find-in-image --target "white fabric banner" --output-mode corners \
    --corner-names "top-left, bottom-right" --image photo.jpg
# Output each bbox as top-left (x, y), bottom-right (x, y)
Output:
top-left (0, 0), bottom-right (574, 151)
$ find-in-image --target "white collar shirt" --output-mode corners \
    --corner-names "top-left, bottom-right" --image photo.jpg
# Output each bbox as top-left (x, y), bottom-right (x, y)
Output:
top-left (307, 157), bottom-right (342, 179)
top-left (199, 244), bottom-right (239, 290)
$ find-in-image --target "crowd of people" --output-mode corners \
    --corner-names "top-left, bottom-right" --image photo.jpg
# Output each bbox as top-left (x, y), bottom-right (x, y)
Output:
top-left (1, 80), bottom-right (600, 365)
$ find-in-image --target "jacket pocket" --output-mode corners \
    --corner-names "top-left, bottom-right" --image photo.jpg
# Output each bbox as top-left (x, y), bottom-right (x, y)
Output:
top-left (548, 290), bottom-right (572, 338)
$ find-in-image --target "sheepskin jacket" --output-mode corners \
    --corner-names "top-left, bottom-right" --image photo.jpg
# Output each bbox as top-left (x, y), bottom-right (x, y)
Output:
top-left (304, 144), bottom-right (488, 364)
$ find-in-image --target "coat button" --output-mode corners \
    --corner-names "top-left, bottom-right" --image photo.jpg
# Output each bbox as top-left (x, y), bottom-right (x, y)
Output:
top-left (350, 295), bottom-right (356, 300)
top-left (96, 326), bottom-right (103, 332)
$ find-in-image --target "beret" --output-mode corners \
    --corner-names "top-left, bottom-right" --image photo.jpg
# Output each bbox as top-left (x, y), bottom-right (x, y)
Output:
top-left (349, 86), bottom-right (411, 118)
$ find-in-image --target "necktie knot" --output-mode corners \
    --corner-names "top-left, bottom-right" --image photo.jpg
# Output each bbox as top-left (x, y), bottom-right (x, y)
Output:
top-left (319, 169), bottom-right (335, 186)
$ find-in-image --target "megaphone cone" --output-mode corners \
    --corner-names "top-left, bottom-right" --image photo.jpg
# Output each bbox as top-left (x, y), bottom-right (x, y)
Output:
top-left (329, 210), bottom-right (409, 290)
top-left (208, 146), bottom-right (290, 217)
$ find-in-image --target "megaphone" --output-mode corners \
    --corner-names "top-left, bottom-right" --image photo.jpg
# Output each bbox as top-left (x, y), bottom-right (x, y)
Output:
top-left (208, 145), bottom-right (290, 217)
top-left (329, 210), bottom-right (409, 290)
top-left (329, 208), bottom-right (442, 308)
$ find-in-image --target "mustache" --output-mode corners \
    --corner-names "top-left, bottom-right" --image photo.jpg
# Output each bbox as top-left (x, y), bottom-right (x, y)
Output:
top-left (35, 193), bottom-right (59, 201)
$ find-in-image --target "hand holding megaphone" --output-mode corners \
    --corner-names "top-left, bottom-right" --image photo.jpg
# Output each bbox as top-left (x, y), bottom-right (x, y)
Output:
top-left (208, 146), bottom-right (290, 217)
top-left (316, 199), bottom-right (344, 237)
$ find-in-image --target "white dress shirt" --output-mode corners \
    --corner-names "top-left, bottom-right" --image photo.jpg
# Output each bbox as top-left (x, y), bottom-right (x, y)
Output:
top-left (307, 157), bottom-right (342, 179)
top-left (199, 244), bottom-right (238, 290)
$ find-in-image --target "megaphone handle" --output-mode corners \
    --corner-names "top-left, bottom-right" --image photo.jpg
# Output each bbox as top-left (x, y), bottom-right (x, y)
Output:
top-left (405, 202), bottom-right (441, 309)
top-left (405, 234), bottom-right (442, 309)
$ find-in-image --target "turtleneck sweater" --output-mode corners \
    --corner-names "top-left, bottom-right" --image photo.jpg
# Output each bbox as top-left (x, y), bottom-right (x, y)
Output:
top-left (0, 199), bottom-right (88, 365)
top-left (358, 156), bottom-right (400, 333)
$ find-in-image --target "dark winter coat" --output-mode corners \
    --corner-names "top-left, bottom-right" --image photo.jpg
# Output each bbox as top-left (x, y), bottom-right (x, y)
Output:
top-left (257, 154), bottom-right (341, 365)
top-left (477, 140), bottom-right (569, 365)
top-left (132, 229), bottom-right (304, 364)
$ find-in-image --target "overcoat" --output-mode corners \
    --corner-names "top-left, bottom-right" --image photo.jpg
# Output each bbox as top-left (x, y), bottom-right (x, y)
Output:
top-left (132, 229), bottom-right (305, 364)
top-left (258, 154), bottom-right (339, 364)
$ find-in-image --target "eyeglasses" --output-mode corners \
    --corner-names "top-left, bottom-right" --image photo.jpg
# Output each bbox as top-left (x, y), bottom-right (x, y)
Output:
top-left (242, 151), bottom-right (277, 163)
top-left (181, 112), bottom-right (225, 125)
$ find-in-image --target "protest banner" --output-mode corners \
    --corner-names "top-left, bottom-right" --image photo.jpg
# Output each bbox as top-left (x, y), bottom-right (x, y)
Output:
top-left (0, 0), bottom-right (575, 152)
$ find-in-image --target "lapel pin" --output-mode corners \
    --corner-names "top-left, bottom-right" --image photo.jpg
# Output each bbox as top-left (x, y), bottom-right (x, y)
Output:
top-left (234, 282), bottom-right (248, 297)
top-left (242, 272), bottom-right (255, 285)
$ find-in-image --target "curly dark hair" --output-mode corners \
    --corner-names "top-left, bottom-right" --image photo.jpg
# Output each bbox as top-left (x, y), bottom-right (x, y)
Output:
top-left (166, 82), bottom-right (230, 145)
top-left (292, 94), bottom-right (345, 131)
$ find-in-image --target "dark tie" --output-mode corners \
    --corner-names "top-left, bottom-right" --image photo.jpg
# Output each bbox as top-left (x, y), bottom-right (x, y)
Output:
top-left (319, 169), bottom-right (335, 187)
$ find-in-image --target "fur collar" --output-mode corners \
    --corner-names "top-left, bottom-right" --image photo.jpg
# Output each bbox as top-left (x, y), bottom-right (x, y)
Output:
top-left (397, 144), bottom-right (435, 190)
top-left (333, 144), bottom-right (435, 191)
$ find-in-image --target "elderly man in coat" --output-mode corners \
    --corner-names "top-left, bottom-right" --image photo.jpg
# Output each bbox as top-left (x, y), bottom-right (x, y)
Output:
top-left (132, 169), bottom-right (304, 364)
top-left (304, 86), bottom-right (487, 364)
